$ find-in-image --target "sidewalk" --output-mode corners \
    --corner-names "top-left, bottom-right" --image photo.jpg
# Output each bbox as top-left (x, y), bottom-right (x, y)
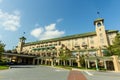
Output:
top-left (67, 70), bottom-right (87, 80)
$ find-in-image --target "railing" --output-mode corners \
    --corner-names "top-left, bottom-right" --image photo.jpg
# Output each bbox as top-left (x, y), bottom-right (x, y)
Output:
top-left (85, 56), bottom-right (113, 61)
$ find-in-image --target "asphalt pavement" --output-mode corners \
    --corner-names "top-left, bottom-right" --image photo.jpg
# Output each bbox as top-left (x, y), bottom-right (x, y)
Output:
top-left (0, 65), bottom-right (69, 80)
top-left (82, 70), bottom-right (120, 80)
top-left (0, 65), bottom-right (120, 80)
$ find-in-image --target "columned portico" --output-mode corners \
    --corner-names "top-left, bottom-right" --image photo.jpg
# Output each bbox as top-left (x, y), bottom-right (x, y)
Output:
top-left (85, 56), bottom-right (117, 71)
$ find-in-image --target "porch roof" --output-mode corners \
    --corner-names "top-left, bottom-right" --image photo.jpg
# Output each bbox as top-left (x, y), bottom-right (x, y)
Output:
top-left (2, 53), bottom-right (36, 58)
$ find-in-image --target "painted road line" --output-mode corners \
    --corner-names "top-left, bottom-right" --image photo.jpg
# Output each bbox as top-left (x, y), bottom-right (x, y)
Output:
top-left (55, 69), bottom-right (68, 72)
top-left (84, 71), bottom-right (93, 76)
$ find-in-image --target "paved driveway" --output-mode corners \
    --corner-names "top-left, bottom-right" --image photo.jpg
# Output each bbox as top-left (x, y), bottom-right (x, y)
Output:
top-left (0, 65), bottom-right (69, 80)
top-left (0, 65), bottom-right (120, 80)
top-left (82, 70), bottom-right (120, 80)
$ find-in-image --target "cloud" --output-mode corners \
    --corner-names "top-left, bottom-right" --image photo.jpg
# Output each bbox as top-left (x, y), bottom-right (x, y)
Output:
top-left (45, 24), bottom-right (56, 31)
top-left (0, 10), bottom-right (21, 31)
top-left (31, 23), bottom-right (65, 40)
top-left (31, 27), bottom-right (43, 38)
top-left (57, 18), bottom-right (63, 23)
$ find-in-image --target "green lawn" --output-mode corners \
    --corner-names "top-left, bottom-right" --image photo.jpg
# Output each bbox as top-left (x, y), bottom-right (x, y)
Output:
top-left (0, 66), bottom-right (9, 70)
top-left (55, 66), bottom-right (72, 70)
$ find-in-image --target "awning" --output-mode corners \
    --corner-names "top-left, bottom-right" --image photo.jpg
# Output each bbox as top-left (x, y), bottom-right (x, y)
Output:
top-left (32, 46), bottom-right (55, 51)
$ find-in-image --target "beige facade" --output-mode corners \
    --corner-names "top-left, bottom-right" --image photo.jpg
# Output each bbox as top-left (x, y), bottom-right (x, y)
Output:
top-left (15, 18), bottom-right (120, 71)
top-left (16, 18), bottom-right (118, 57)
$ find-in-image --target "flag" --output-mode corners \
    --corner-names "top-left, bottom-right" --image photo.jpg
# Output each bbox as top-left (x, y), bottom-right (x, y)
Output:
top-left (23, 32), bottom-right (25, 34)
top-left (97, 12), bottom-right (100, 15)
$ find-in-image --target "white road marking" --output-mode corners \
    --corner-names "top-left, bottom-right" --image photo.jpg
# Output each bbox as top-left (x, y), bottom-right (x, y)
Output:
top-left (55, 69), bottom-right (61, 72)
top-left (55, 69), bottom-right (68, 72)
top-left (84, 71), bottom-right (93, 76)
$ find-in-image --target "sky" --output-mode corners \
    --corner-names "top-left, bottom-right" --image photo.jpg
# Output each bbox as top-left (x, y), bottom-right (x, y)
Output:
top-left (0, 0), bottom-right (120, 50)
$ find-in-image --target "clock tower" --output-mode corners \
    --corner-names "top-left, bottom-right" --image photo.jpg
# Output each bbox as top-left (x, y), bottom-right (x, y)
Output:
top-left (17, 36), bottom-right (26, 53)
top-left (94, 18), bottom-right (108, 56)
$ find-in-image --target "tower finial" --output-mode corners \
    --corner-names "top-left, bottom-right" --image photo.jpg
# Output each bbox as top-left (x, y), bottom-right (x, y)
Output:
top-left (23, 32), bottom-right (25, 35)
top-left (97, 11), bottom-right (100, 18)
top-left (22, 32), bottom-right (25, 37)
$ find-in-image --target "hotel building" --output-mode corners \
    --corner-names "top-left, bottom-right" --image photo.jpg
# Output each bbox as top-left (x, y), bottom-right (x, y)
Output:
top-left (12, 18), bottom-right (120, 71)
top-left (17, 18), bottom-right (118, 56)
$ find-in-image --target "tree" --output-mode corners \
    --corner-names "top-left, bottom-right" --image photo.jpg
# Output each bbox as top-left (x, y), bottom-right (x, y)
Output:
top-left (0, 41), bottom-right (5, 61)
top-left (107, 33), bottom-right (120, 56)
top-left (59, 47), bottom-right (71, 66)
top-left (0, 41), bottom-right (5, 53)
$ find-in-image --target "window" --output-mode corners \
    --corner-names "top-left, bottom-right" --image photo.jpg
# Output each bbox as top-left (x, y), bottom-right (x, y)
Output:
top-left (75, 38), bottom-right (78, 41)
top-left (82, 42), bottom-right (85, 44)
top-left (74, 39), bottom-right (78, 46)
top-left (100, 38), bottom-right (104, 43)
top-left (97, 22), bottom-right (102, 27)
top-left (90, 36), bottom-right (94, 44)
top-left (99, 33), bottom-right (103, 37)
top-left (82, 38), bottom-right (85, 41)
top-left (67, 40), bottom-right (71, 46)
top-left (90, 36), bottom-right (93, 39)
top-left (90, 40), bottom-right (94, 44)
top-left (58, 41), bottom-right (61, 45)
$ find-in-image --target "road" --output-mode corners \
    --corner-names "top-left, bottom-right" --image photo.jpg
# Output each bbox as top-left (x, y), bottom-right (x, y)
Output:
top-left (0, 65), bottom-right (120, 80)
top-left (82, 70), bottom-right (120, 80)
top-left (0, 65), bottom-right (69, 80)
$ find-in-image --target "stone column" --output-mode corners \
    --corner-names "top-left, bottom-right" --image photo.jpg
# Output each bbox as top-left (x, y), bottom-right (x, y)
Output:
top-left (32, 58), bottom-right (35, 65)
top-left (85, 60), bottom-right (87, 69)
top-left (37, 59), bottom-right (39, 65)
top-left (76, 54), bottom-right (81, 67)
top-left (77, 61), bottom-right (81, 67)
top-left (17, 57), bottom-right (22, 64)
top-left (41, 59), bottom-right (43, 64)
top-left (104, 60), bottom-right (107, 70)
top-left (95, 60), bottom-right (99, 71)
top-left (87, 60), bottom-right (90, 68)
top-left (112, 56), bottom-right (120, 72)
top-left (57, 59), bottom-right (60, 66)
top-left (51, 59), bottom-right (54, 67)
top-left (60, 60), bottom-right (62, 65)
top-left (71, 60), bottom-right (74, 66)
top-left (45, 60), bottom-right (47, 65)
top-left (69, 60), bottom-right (72, 66)
top-left (48, 59), bottom-right (50, 65)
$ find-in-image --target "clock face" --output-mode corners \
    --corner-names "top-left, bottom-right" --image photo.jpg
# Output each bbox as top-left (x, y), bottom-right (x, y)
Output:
top-left (97, 22), bottom-right (101, 27)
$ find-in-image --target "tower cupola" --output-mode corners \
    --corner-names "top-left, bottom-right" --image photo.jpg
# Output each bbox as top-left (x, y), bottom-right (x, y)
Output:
top-left (94, 18), bottom-right (104, 27)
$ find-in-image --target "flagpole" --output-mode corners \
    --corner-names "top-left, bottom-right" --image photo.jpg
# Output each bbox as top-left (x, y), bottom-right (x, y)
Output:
top-left (97, 12), bottom-right (100, 18)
